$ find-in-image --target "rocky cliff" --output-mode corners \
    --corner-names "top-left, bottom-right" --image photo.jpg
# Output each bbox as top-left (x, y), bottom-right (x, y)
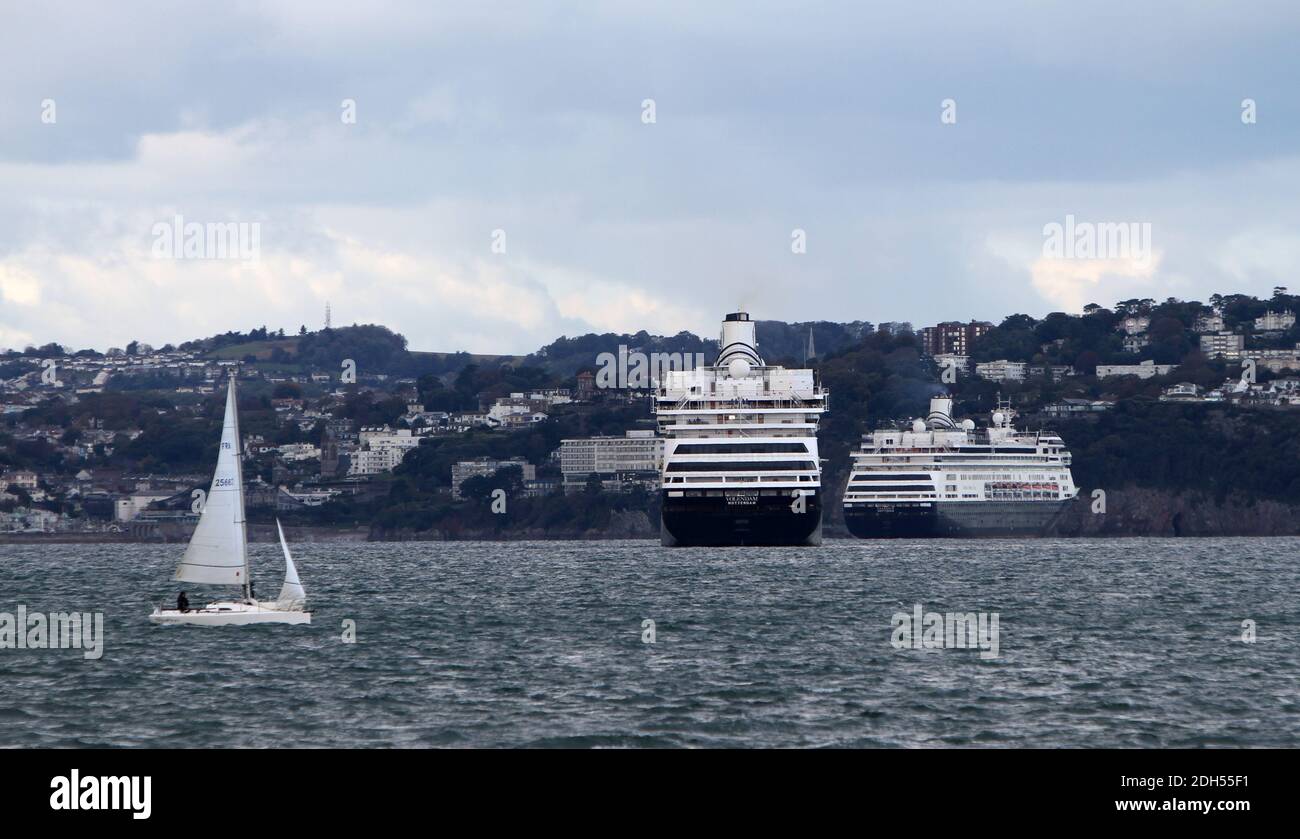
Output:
top-left (1050, 487), bottom-right (1300, 537)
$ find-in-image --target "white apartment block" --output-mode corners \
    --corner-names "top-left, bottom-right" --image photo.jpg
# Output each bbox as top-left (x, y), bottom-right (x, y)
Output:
top-left (1200, 332), bottom-right (1245, 359)
top-left (974, 360), bottom-right (1027, 382)
top-left (348, 426), bottom-right (422, 476)
top-left (1095, 360), bottom-right (1175, 379)
top-left (559, 430), bottom-right (664, 488)
top-left (349, 446), bottom-right (415, 475)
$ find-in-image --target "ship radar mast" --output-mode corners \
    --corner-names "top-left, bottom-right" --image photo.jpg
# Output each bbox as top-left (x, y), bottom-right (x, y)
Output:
top-left (992, 393), bottom-right (1016, 428)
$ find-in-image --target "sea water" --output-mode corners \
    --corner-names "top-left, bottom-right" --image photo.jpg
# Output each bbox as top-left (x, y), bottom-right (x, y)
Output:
top-left (1, 538), bottom-right (1296, 747)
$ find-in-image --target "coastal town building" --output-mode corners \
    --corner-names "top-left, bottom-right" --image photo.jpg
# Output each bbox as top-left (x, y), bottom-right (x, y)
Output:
top-left (114, 492), bottom-right (175, 522)
top-left (348, 427), bottom-right (423, 476)
top-left (1026, 364), bottom-right (1074, 382)
top-left (932, 354), bottom-right (970, 377)
top-left (0, 507), bottom-right (60, 533)
top-left (1248, 346), bottom-right (1300, 373)
top-left (1200, 332), bottom-right (1245, 359)
top-left (1254, 310), bottom-right (1296, 332)
top-left (974, 360), bottom-right (1027, 382)
top-left (1095, 360), bottom-right (1175, 379)
top-left (450, 457), bottom-right (537, 499)
top-left (1159, 383), bottom-right (1203, 402)
top-left (1116, 316), bottom-right (1151, 335)
top-left (1, 470), bottom-right (39, 491)
top-left (277, 443), bottom-right (321, 462)
top-left (559, 430), bottom-right (664, 492)
top-left (920, 321), bottom-right (993, 357)
top-left (1041, 399), bottom-right (1115, 417)
top-left (1122, 334), bottom-right (1149, 353)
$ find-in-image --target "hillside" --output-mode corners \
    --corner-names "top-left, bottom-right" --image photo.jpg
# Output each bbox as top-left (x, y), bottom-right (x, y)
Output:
top-left (7, 292), bottom-right (1300, 540)
top-left (525, 319), bottom-right (873, 376)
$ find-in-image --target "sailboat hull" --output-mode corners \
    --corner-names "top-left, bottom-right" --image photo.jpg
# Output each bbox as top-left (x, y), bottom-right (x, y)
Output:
top-left (149, 601), bottom-right (311, 626)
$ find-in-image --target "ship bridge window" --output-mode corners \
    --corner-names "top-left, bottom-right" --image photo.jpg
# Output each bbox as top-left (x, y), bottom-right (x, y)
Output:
top-left (673, 442), bottom-right (809, 454)
top-left (666, 460), bottom-right (815, 472)
top-left (851, 484), bottom-right (936, 493)
top-left (850, 473), bottom-right (932, 482)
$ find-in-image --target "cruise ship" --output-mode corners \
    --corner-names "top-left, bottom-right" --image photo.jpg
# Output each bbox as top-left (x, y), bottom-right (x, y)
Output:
top-left (653, 312), bottom-right (828, 546)
top-left (842, 395), bottom-right (1077, 538)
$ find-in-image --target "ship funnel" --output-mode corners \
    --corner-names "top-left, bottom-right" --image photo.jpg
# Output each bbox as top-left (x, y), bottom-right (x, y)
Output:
top-left (716, 311), bottom-right (764, 368)
top-left (927, 395), bottom-right (955, 429)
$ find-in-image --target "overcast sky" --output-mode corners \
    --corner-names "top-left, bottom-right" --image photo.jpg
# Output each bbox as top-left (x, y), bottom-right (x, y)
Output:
top-left (3, 1), bottom-right (1300, 354)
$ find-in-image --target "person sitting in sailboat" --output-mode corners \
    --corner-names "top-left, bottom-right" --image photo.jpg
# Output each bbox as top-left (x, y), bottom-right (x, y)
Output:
top-left (177, 591), bottom-right (189, 613)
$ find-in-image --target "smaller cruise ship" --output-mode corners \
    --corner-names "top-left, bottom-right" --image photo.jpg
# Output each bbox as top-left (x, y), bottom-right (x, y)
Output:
top-left (842, 395), bottom-right (1077, 538)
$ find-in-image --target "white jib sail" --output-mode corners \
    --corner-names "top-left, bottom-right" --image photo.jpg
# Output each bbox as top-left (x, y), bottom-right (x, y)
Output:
top-left (275, 518), bottom-right (307, 605)
top-left (174, 376), bottom-right (249, 586)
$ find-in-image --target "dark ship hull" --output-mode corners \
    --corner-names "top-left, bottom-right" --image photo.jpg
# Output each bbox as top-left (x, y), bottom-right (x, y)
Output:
top-left (661, 490), bottom-right (822, 546)
top-left (843, 499), bottom-right (1068, 539)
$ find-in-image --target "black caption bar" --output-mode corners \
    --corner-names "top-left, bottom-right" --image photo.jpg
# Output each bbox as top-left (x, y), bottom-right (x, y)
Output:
top-left (3, 749), bottom-right (1278, 827)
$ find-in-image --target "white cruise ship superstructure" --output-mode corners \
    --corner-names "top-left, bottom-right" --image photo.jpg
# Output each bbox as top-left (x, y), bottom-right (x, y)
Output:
top-left (843, 395), bottom-right (1077, 538)
top-left (653, 311), bottom-right (828, 546)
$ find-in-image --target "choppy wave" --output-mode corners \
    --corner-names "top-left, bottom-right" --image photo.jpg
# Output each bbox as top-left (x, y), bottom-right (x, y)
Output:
top-left (1, 538), bottom-right (1297, 747)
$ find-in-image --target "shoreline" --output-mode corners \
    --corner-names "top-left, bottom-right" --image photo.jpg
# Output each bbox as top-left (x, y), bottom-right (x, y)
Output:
top-left (6, 531), bottom-right (1300, 545)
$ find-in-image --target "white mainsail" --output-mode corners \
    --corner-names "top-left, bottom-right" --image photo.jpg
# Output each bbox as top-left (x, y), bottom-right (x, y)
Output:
top-left (174, 375), bottom-right (249, 587)
top-left (275, 518), bottom-right (307, 606)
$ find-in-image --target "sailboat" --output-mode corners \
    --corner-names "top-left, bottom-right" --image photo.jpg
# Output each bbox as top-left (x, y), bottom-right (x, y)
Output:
top-left (149, 373), bottom-right (311, 626)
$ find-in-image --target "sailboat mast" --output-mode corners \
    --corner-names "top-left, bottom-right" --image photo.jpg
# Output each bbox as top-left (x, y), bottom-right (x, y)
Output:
top-left (230, 371), bottom-right (251, 601)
